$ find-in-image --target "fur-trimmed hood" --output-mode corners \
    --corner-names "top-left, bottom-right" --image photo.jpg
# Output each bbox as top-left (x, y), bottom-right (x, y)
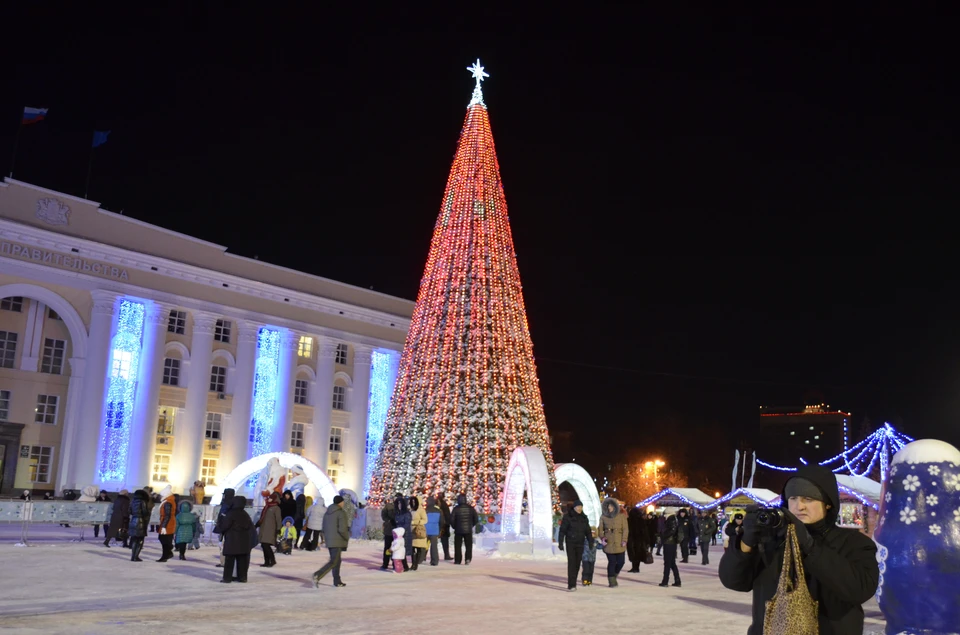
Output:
top-left (602, 497), bottom-right (620, 519)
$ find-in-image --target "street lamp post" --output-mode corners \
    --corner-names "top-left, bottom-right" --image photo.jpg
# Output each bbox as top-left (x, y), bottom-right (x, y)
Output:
top-left (645, 459), bottom-right (666, 490)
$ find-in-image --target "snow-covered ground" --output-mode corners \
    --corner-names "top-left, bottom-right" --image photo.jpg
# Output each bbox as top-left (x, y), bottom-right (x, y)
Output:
top-left (0, 526), bottom-right (886, 634)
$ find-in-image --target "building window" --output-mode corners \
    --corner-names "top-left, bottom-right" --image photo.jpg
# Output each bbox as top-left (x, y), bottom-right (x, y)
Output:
top-left (291, 422), bottom-right (305, 449)
top-left (205, 412), bottom-right (222, 439)
top-left (1, 296), bottom-right (23, 312)
top-left (29, 446), bottom-right (53, 483)
top-left (0, 390), bottom-right (10, 421)
top-left (48, 308), bottom-right (61, 320)
top-left (167, 310), bottom-right (186, 334)
top-left (201, 458), bottom-right (218, 486)
top-left (34, 394), bottom-right (58, 425)
top-left (40, 338), bottom-right (66, 374)
top-left (298, 336), bottom-right (312, 358)
top-left (214, 319), bottom-right (231, 343)
top-left (328, 468), bottom-right (338, 485)
top-left (162, 358), bottom-right (181, 386)
top-left (157, 410), bottom-right (175, 436)
top-left (0, 331), bottom-right (18, 369)
top-left (332, 385), bottom-right (346, 411)
top-left (209, 365), bottom-right (227, 393)
top-left (294, 379), bottom-right (308, 405)
top-left (329, 427), bottom-right (342, 452)
top-left (152, 454), bottom-right (171, 482)
top-left (335, 343), bottom-right (348, 365)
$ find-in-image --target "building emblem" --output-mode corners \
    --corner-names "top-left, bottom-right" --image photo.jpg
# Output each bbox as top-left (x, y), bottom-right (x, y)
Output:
top-left (35, 198), bottom-right (71, 226)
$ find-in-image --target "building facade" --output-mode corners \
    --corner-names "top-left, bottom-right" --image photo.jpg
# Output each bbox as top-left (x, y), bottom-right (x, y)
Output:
top-left (0, 178), bottom-right (412, 497)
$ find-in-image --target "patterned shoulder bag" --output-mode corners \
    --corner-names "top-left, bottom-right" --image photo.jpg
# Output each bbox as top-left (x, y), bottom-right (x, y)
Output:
top-left (763, 524), bottom-right (819, 634)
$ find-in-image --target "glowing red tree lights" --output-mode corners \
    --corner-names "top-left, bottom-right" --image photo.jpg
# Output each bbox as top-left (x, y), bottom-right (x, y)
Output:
top-left (368, 62), bottom-right (556, 512)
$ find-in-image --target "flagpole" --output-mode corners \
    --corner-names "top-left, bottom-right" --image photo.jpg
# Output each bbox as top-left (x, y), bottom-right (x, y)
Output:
top-left (84, 139), bottom-right (95, 199)
top-left (8, 121), bottom-right (22, 178)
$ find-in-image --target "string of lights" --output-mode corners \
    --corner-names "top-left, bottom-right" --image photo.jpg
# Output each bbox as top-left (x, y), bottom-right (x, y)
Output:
top-left (756, 423), bottom-right (913, 483)
top-left (363, 350), bottom-right (395, 499)
top-left (249, 327), bottom-right (280, 460)
top-left (368, 62), bottom-right (557, 512)
top-left (97, 299), bottom-right (145, 482)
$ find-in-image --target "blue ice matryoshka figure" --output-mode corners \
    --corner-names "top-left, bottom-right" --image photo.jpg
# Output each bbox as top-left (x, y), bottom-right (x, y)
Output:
top-left (874, 439), bottom-right (960, 635)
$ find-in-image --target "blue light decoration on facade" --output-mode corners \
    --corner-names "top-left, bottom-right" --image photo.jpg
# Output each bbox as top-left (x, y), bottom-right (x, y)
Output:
top-left (363, 350), bottom-right (394, 499)
top-left (249, 327), bottom-right (281, 459)
top-left (97, 299), bottom-right (145, 482)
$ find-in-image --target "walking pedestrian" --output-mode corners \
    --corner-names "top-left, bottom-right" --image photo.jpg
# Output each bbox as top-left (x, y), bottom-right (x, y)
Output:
top-left (557, 500), bottom-right (592, 591)
top-left (156, 485), bottom-right (176, 562)
top-left (658, 511), bottom-right (681, 587)
top-left (313, 495), bottom-right (349, 587)
top-left (598, 498), bottom-right (628, 587)
top-left (104, 489), bottom-right (131, 548)
top-left (698, 511), bottom-right (718, 565)
top-left (256, 492), bottom-right (281, 567)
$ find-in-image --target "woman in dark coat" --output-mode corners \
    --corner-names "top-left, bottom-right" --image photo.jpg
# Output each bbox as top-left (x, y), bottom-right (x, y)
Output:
top-left (256, 492), bottom-right (282, 567)
top-left (393, 495), bottom-right (412, 570)
top-left (93, 490), bottom-right (111, 538)
top-left (219, 495), bottom-right (253, 583)
top-left (627, 506), bottom-right (650, 572)
top-left (104, 489), bottom-right (131, 548)
top-left (128, 490), bottom-right (150, 562)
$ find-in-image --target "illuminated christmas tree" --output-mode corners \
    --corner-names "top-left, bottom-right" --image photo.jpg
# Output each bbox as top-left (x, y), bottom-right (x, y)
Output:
top-left (369, 61), bottom-right (556, 512)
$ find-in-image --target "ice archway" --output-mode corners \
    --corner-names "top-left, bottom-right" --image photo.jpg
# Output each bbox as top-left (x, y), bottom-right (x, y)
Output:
top-left (501, 447), bottom-right (554, 555)
top-left (555, 463), bottom-right (601, 527)
top-left (210, 452), bottom-right (338, 506)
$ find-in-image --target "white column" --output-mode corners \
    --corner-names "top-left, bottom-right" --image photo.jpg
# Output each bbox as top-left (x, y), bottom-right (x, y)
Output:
top-left (172, 311), bottom-right (217, 492)
top-left (272, 330), bottom-right (299, 453)
top-left (220, 320), bottom-right (258, 473)
top-left (56, 358), bottom-right (86, 493)
top-left (64, 291), bottom-right (117, 489)
top-left (127, 302), bottom-right (169, 490)
top-left (306, 337), bottom-right (336, 473)
top-left (344, 344), bottom-right (372, 495)
top-left (18, 300), bottom-right (44, 371)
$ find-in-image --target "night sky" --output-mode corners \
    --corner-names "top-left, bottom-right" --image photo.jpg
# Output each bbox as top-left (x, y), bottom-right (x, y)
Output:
top-left (4, 6), bottom-right (959, 486)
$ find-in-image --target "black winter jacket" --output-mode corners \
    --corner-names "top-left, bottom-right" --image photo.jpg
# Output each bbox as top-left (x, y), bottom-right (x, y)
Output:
top-left (450, 495), bottom-right (478, 535)
top-left (660, 514), bottom-right (680, 545)
top-left (220, 496), bottom-right (255, 555)
top-left (557, 509), bottom-right (592, 551)
top-left (718, 466), bottom-right (879, 635)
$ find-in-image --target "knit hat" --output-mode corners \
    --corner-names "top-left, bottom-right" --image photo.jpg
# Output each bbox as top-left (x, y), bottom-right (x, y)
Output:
top-left (784, 477), bottom-right (824, 502)
top-left (572, 500), bottom-right (584, 508)
top-left (333, 495), bottom-right (344, 505)
top-left (159, 484), bottom-right (173, 499)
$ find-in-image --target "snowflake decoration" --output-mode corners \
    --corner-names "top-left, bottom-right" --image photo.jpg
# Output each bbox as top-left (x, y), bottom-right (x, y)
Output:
top-left (944, 473), bottom-right (960, 490)
top-left (928, 465), bottom-right (941, 476)
top-left (954, 508), bottom-right (960, 522)
top-left (890, 465), bottom-right (898, 476)
top-left (929, 524), bottom-right (942, 536)
top-left (926, 494), bottom-right (939, 506)
top-left (902, 474), bottom-right (920, 491)
top-left (900, 507), bottom-right (917, 525)
top-left (884, 492), bottom-right (892, 503)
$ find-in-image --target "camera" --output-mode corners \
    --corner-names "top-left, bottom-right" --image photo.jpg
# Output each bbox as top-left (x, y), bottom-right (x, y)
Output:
top-left (756, 508), bottom-right (785, 528)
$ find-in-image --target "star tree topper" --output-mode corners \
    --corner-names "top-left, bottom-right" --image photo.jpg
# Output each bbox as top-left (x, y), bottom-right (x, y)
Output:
top-left (467, 58), bottom-right (489, 107)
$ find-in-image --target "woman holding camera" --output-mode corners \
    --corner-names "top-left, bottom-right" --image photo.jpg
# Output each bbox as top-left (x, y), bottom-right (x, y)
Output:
top-left (718, 466), bottom-right (879, 634)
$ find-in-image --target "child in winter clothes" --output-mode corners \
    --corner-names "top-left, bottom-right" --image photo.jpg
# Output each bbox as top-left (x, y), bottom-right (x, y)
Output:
top-left (390, 527), bottom-right (406, 573)
top-left (582, 527), bottom-right (599, 586)
top-left (278, 517), bottom-right (297, 555)
top-left (174, 501), bottom-right (200, 560)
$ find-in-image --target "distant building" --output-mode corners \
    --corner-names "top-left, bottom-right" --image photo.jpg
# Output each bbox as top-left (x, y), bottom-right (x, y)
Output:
top-left (757, 403), bottom-right (851, 468)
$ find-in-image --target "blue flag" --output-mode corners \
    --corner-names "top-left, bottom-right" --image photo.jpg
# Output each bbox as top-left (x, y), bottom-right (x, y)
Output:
top-left (92, 130), bottom-right (111, 148)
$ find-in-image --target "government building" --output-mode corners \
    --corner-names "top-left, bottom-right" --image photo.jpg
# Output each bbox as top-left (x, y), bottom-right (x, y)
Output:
top-left (0, 178), bottom-right (413, 499)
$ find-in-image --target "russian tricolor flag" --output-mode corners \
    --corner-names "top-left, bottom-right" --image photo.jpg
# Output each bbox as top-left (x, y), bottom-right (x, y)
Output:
top-left (22, 107), bottom-right (49, 125)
